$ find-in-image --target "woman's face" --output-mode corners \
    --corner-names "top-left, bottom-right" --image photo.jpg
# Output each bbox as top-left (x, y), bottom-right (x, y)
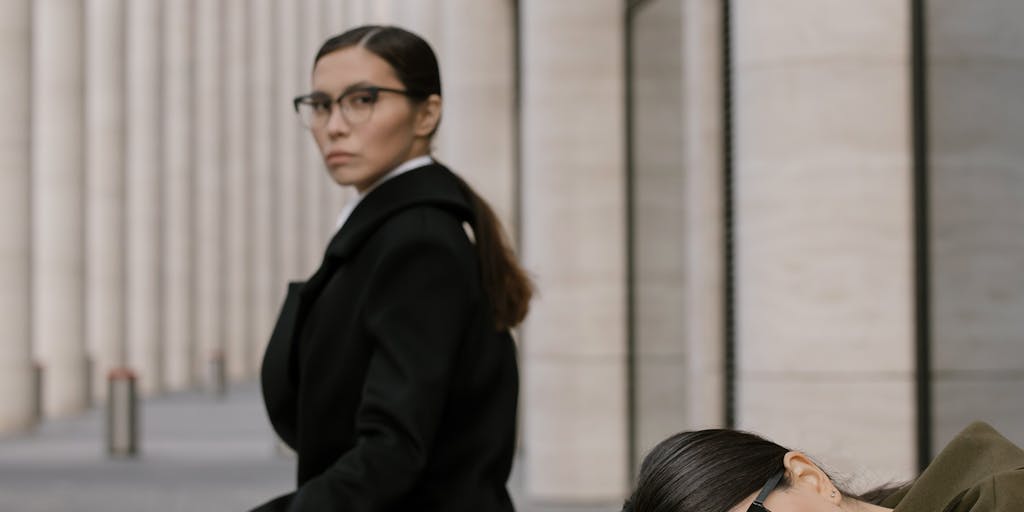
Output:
top-left (309, 46), bottom-right (435, 192)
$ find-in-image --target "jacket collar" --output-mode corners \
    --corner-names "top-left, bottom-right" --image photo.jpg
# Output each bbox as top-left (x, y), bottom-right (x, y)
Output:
top-left (324, 162), bottom-right (474, 261)
top-left (884, 422), bottom-right (1024, 510)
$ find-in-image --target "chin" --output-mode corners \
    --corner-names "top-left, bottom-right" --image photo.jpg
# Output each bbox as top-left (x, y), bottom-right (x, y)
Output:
top-left (327, 166), bottom-right (358, 188)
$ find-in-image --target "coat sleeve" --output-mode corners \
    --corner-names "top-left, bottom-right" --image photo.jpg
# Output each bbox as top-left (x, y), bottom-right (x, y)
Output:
top-left (287, 229), bottom-right (474, 511)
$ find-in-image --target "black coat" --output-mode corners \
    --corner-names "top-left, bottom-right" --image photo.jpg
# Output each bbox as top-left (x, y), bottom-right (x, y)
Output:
top-left (254, 164), bottom-right (519, 512)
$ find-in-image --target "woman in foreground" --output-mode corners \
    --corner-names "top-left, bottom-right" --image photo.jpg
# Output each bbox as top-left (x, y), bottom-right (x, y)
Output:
top-left (254, 25), bottom-right (531, 511)
top-left (624, 421), bottom-right (1024, 512)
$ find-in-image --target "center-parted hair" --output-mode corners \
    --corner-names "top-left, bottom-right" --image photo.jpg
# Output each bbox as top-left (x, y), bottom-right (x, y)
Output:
top-left (313, 25), bottom-right (533, 330)
top-left (315, 25), bottom-right (441, 101)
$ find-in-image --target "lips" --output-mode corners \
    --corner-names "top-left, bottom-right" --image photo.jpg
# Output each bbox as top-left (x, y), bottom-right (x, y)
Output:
top-left (325, 150), bottom-right (355, 165)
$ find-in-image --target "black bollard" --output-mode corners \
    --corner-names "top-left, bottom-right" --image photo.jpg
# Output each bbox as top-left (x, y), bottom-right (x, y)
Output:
top-left (107, 368), bottom-right (138, 457)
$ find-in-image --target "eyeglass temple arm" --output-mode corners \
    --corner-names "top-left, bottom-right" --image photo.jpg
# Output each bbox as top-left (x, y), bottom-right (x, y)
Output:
top-left (753, 470), bottom-right (785, 506)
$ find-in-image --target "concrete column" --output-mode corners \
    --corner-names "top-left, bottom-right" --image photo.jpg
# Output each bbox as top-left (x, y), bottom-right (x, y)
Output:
top-left (0, 0), bottom-right (36, 433)
top-left (320, 0), bottom-right (353, 237)
top-left (249, 0), bottom-right (277, 373)
top-left (927, 0), bottom-right (1024, 448)
top-left (125, 0), bottom-right (163, 396)
top-left (733, 1), bottom-right (915, 481)
top-left (629, 0), bottom-right (727, 462)
top-left (392, 1), bottom-right (445, 156)
top-left (300, 0), bottom-right (330, 271)
top-left (223, 0), bottom-right (249, 381)
top-left (85, 0), bottom-right (126, 403)
top-left (392, 0), bottom-right (440, 46)
top-left (194, 0), bottom-right (224, 384)
top-left (439, 0), bottom-right (515, 229)
top-left (630, 0), bottom-right (688, 459)
top-left (520, 0), bottom-right (627, 502)
top-left (346, 0), bottom-right (367, 26)
top-left (161, 0), bottom-right (194, 391)
top-left (276, 0), bottom-right (302, 283)
top-left (322, 0), bottom-right (346, 36)
top-left (32, 0), bottom-right (89, 418)
top-left (680, 0), bottom-right (726, 429)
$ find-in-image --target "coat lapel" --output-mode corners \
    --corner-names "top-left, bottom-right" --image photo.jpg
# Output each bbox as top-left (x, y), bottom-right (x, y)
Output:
top-left (278, 162), bottom-right (475, 385)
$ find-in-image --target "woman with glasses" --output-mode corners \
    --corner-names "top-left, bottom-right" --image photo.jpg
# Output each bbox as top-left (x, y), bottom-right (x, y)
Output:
top-left (253, 25), bottom-right (532, 512)
top-left (623, 421), bottom-right (1024, 512)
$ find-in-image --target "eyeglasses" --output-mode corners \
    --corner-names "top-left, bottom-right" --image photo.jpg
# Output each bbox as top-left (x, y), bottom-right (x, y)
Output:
top-left (292, 86), bottom-right (418, 129)
top-left (747, 470), bottom-right (785, 512)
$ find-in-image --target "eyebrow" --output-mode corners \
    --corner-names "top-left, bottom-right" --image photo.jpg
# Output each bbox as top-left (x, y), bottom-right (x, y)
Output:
top-left (310, 80), bottom-right (379, 98)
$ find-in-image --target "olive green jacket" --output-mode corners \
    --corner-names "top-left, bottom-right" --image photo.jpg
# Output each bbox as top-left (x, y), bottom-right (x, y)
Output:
top-left (881, 422), bottom-right (1024, 511)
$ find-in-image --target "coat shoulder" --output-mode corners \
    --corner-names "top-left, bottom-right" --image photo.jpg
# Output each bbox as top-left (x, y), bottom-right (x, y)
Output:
top-left (370, 203), bottom-right (474, 253)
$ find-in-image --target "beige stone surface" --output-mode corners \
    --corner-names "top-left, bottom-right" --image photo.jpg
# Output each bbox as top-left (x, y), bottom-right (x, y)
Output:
top-left (520, 0), bottom-right (627, 501)
top-left (193, 0), bottom-right (224, 383)
top-left (0, 0), bottom-right (35, 432)
top-left (634, 355), bottom-right (689, 458)
top-left (738, 375), bottom-right (917, 485)
top-left (681, 0), bottom-right (726, 428)
top-left (440, 0), bottom-right (516, 231)
top-left (930, 166), bottom-right (1024, 373)
top-left (927, 0), bottom-right (1024, 445)
top-left (733, 0), bottom-right (914, 376)
top-left (735, 0), bottom-right (908, 66)
top-left (300, 0), bottom-right (331, 275)
top-left (524, 281), bottom-right (626, 358)
top-left (249, 0), bottom-right (278, 373)
top-left (224, 0), bottom-right (251, 381)
top-left (125, 0), bottom-right (163, 395)
top-left (928, 0), bottom-right (1024, 60)
top-left (932, 376), bottom-right (1024, 452)
top-left (523, 357), bottom-right (628, 501)
top-left (275, 0), bottom-right (303, 284)
top-left (161, 0), bottom-right (195, 391)
top-left (32, 0), bottom-right (90, 418)
top-left (732, 0), bottom-right (917, 477)
top-left (85, 0), bottom-right (126, 402)
top-left (632, 0), bottom-right (686, 362)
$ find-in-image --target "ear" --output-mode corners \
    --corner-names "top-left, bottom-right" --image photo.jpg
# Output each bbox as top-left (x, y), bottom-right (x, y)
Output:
top-left (413, 94), bottom-right (442, 137)
top-left (782, 451), bottom-right (842, 505)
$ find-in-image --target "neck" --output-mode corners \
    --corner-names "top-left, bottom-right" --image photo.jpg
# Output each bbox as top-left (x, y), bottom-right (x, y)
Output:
top-left (845, 500), bottom-right (893, 512)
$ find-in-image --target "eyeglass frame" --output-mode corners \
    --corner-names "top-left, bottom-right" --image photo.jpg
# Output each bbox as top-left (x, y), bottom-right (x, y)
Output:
top-left (747, 470), bottom-right (785, 512)
top-left (291, 85), bottom-right (425, 129)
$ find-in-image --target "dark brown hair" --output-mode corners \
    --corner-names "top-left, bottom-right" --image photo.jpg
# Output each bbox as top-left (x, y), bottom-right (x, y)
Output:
top-left (314, 25), bottom-right (533, 329)
top-left (623, 429), bottom-right (902, 512)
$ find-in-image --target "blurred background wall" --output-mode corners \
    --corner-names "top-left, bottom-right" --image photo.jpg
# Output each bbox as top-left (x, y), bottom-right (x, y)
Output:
top-left (1, 0), bottom-right (1022, 506)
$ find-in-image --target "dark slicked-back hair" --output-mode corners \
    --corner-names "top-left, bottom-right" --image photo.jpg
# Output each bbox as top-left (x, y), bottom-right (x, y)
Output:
top-left (315, 25), bottom-right (441, 100)
top-left (623, 429), bottom-right (901, 512)
top-left (312, 25), bottom-right (533, 329)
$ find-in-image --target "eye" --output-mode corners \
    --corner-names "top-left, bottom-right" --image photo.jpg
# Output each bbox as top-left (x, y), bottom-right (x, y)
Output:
top-left (311, 99), bottom-right (332, 113)
top-left (346, 90), bottom-right (378, 107)
top-left (305, 93), bottom-right (332, 112)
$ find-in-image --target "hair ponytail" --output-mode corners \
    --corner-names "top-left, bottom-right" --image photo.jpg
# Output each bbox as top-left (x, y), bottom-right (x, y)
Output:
top-left (452, 175), bottom-right (533, 330)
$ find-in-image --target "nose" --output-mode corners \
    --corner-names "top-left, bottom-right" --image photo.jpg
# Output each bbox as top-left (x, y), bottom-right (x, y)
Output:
top-left (324, 103), bottom-right (350, 137)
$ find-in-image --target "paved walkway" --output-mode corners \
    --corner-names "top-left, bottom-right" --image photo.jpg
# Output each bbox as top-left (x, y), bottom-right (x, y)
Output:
top-left (0, 381), bottom-right (618, 512)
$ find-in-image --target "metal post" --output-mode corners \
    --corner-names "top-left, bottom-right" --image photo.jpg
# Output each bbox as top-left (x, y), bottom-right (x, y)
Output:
top-left (107, 368), bottom-right (138, 457)
top-left (208, 350), bottom-right (226, 397)
top-left (31, 361), bottom-right (43, 426)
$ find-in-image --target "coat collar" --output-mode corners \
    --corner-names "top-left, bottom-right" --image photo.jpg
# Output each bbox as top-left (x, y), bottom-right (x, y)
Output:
top-left (325, 162), bottom-right (474, 261)
top-left (883, 421), bottom-right (1024, 510)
